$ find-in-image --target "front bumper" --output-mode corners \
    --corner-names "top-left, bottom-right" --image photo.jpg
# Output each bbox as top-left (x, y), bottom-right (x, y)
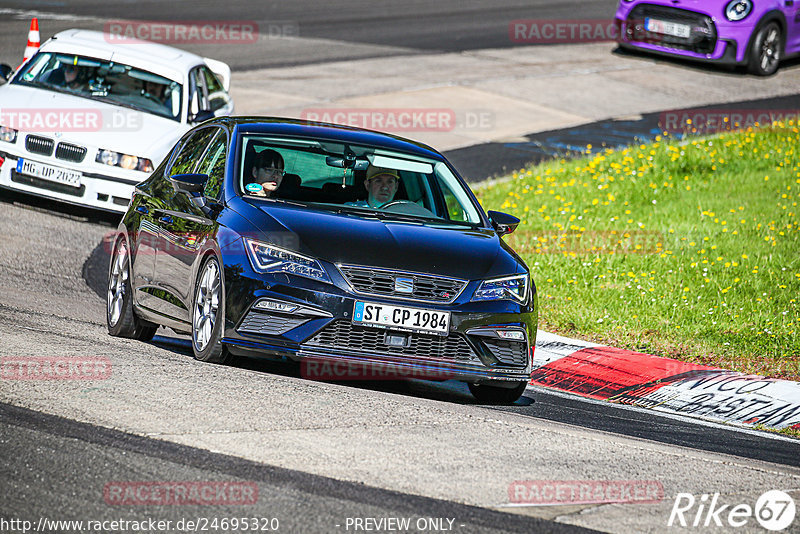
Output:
top-left (219, 243), bottom-right (537, 384)
top-left (615, 3), bottom-right (750, 65)
top-left (0, 150), bottom-right (141, 213)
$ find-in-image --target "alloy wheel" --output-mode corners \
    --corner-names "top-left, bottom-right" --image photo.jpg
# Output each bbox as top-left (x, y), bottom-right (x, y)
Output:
top-left (193, 260), bottom-right (220, 352)
top-left (107, 240), bottom-right (129, 327)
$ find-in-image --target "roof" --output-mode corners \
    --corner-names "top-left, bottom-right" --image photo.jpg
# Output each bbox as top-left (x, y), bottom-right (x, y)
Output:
top-left (219, 117), bottom-right (445, 160)
top-left (39, 29), bottom-right (207, 81)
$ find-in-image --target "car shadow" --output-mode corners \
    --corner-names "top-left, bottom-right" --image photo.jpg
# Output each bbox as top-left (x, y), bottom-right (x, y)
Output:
top-left (146, 331), bottom-right (533, 406)
top-left (0, 188), bottom-right (122, 226)
top-left (612, 44), bottom-right (800, 76)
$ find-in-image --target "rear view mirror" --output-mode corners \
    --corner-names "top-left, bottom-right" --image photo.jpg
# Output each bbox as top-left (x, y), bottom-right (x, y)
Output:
top-left (0, 63), bottom-right (14, 84)
top-left (487, 210), bottom-right (520, 236)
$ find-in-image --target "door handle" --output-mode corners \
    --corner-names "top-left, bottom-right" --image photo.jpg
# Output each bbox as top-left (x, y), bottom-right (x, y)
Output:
top-left (159, 215), bottom-right (173, 225)
top-left (135, 205), bottom-right (149, 215)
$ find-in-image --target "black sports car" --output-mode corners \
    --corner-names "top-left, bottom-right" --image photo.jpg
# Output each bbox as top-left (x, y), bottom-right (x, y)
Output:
top-left (107, 117), bottom-right (537, 403)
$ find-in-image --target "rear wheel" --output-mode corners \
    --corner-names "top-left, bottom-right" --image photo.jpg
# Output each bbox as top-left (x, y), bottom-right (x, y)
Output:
top-left (107, 237), bottom-right (157, 341)
top-left (748, 21), bottom-right (782, 76)
top-left (468, 381), bottom-right (528, 404)
top-left (191, 256), bottom-right (230, 364)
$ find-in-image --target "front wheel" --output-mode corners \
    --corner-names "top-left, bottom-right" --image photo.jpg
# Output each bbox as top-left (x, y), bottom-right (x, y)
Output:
top-left (107, 237), bottom-right (157, 341)
top-left (191, 256), bottom-right (230, 364)
top-left (468, 381), bottom-right (528, 404)
top-left (748, 21), bottom-right (782, 76)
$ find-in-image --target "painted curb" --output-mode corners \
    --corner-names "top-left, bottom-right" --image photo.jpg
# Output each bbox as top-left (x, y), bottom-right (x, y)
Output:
top-left (532, 331), bottom-right (800, 431)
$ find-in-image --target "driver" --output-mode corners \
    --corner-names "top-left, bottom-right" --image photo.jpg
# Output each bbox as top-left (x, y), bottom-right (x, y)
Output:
top-left (348, 166), bottom-right (399, 208)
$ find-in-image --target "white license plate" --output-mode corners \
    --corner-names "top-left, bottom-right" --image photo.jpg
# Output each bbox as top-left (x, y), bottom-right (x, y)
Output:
top-left (645, 17), bottom-right (691, 38)
top-left (353, 301), bottom-right (450, 336)
top-left (16, 158), bottom-right (82, 188)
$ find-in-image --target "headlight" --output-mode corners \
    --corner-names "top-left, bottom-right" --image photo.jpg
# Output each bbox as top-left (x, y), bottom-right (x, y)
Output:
top-left (244, 238), bottom-right (331, 283)
top-left (0, 125), bottom-right (18, 143)
top-left (95, 149), bottom-right (153, 172)
top-left (725, 0), bottom-right (752, 21)
top-left (471, 274), bottom-right (529, 304)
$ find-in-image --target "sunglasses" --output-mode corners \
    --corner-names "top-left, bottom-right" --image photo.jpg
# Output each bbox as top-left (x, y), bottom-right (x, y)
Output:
top-left (255, 167), bottom-right (285, 177)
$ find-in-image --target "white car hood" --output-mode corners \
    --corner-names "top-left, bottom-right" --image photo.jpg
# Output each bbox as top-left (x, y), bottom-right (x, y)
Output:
top-left (0, 84), bottom-right (188, 160)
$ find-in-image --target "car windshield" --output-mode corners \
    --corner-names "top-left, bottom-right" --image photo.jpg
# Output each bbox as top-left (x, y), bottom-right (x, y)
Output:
top-left (238, 135), bottom-right (483, 226)
top-left (13, 52), bottom-right (183, 121)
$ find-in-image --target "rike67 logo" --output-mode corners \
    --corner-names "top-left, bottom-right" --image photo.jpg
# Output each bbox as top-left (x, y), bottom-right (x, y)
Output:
top-left (668, 490), bottom-right (796, 531)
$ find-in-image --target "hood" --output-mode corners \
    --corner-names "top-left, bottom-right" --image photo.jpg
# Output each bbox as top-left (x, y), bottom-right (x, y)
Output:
top-left (0, 84), bottom-right (188, 159)
top-left (235, 200), bottom-right (523, 281)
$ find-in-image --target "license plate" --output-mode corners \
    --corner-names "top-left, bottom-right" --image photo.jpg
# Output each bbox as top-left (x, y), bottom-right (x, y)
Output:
top-left (16, 158), bottom-right (82, 188)
top-left (645, 17), bottom-right (691, 38)
top-left (353, 301), bottom-right (450, 336)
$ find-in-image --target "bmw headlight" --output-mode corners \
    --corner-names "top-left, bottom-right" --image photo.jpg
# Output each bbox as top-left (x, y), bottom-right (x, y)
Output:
top-left (725, 0), bottom-right (752, 21)
top-left (471, 274), bottom-right (529, 304)
top-left (96, 149), bottom-right (153, 172)
top-left (244, 238), bottom-right (331, 283)
top-left (0, 125), bottom-right (18, 143)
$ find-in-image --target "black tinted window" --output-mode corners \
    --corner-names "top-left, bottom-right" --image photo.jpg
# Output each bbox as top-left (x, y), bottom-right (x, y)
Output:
top-left (196, 130), bottom-right (227, 199)
top-left (168, 128), bottom-right (217, 176)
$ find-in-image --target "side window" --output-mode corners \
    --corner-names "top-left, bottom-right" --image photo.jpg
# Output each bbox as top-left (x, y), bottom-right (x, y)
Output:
top-left (201, 67), bottom-right (230, 113)
top-left (188, 67), bottom-right (209, 117)
top-left (439, 179), bottom-right (469, 222)
top-left (167, 128), bottom-right (217, 177)
top-left (196, 130), bottom-right (227, 200)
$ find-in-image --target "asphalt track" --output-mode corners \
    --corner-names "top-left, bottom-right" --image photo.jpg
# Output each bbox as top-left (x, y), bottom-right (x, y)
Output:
top-left (1, 2), bottom-right (800, 532)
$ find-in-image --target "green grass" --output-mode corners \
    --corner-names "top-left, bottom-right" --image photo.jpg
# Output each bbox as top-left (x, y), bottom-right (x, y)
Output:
top-left (475, 122), bottom-right (800, 379)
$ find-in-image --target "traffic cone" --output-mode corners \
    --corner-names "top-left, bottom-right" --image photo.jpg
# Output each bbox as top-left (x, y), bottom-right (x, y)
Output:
top-left (19, 18), bottom-right (41, 69)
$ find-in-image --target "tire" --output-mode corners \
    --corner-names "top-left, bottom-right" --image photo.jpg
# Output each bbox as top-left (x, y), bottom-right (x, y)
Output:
top-left (468, 381), bottom-right (528, 405)
top-left (107, 237), bottom-right (157, 341)
top-left (748, 21), bottom-right (783, 76)
top-left (191, 256), bottom-right (230, 364)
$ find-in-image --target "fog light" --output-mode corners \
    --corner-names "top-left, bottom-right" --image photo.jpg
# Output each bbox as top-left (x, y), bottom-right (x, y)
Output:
top-left (253, 300), bottom-right (299, 313)
top-left (497, 330), bottom-right (526, 341)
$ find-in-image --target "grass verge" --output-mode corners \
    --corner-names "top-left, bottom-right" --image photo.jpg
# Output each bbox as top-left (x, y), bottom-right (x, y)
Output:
top-left (475, 122), bottom-right (799, 380)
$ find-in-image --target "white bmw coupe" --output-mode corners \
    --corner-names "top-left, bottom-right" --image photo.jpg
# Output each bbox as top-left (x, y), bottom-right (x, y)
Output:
top-left (0, 29), bottom-right (234, 213)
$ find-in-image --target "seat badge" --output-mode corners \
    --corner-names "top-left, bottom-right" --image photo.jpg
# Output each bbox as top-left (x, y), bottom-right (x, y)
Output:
top-left (394, 277), bottom-right (414, 294)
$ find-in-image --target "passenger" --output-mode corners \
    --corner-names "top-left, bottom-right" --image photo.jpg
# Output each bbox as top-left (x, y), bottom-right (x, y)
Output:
top-left (142, 80), bottom-right (168, 104)
top-left (347, 166), bottom-right (399, 208)
top-left (44, 63), bottom-right (83, 91)
top-left (245, 149), bottom-right (285, 198)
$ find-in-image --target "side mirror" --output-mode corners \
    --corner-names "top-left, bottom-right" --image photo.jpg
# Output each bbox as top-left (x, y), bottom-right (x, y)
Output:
top-left (487, 210), bottom-right (520, 236)
top-left (170, 173), bottom-right (208, 195)
top-left (190, 110), bottom-right (215, 124)
top-left (0, 64), bottom-right (13, 84)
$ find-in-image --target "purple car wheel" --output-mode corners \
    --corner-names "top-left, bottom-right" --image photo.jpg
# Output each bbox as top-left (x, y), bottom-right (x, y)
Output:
top-left (748, 21), bottom-right (783, 76)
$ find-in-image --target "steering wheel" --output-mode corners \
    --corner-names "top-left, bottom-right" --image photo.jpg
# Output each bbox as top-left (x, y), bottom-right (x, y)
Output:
top-left (380, 200), bottom-right (415, 209)
top-left (380, 200), bottom-right (437, 217)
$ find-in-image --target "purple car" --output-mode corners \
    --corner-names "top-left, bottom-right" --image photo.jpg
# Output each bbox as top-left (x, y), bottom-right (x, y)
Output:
top-left (615, 0), bottom-right (800, 75)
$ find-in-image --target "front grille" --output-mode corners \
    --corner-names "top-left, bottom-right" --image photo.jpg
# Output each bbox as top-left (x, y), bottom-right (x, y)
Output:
top-left (238, 311), bottom-right (308, 336)
top-left (339, 265), bottom-right (467, 303)
top-left (55, 142), bottom-right (87, 163)
top-left (25, 135), bottom-right (54, 156)
top-left (626, 4), bottom-right (717, 54)
top-left (481, 338), bottom-right (528, 367)
top-left (305, 320), bottom-right (478, 362)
